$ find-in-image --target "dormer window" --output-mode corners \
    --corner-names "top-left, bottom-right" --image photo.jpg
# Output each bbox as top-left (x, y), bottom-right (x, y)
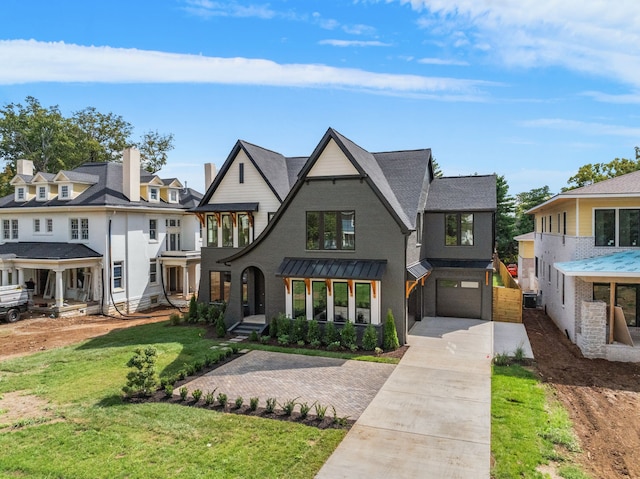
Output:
top-left (149, 187), bottom-right (159, 202)
top-left (37, 186), bottom-right (47, 201)
top-left (169, 189), bottom-right (178, 203)
top-left (15, 187), bottom-right (25, 202)
top-left (60, 185), bottom-right (70, 199)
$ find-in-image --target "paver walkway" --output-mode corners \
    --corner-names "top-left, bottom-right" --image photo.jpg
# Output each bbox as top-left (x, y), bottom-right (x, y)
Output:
top-left (317, 317), bottom-right (493, 479)
top-left (180, 350), bottom-right (396, 419)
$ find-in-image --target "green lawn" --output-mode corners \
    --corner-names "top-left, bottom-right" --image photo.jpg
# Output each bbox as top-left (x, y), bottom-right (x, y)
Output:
top-left (0, 322), bottom-right (345, 479)
top-left (491, 364), bottom-right (589, 479)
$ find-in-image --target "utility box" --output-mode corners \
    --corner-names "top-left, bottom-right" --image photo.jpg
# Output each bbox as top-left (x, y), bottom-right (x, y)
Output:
top-left (523, 292), bottom-right (537, 309)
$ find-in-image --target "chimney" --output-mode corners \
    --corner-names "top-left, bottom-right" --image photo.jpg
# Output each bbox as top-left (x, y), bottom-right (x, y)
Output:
top-left (204, 163), bottom-right (217, 190)
top-left (122, 148), bottom-right (141, 201)
top-left (16, 159), bottom-right (34, 176)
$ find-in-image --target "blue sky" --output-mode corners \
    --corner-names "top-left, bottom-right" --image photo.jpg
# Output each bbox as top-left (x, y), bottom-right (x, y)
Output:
top-left (1, 0), bottom-right (639, 197)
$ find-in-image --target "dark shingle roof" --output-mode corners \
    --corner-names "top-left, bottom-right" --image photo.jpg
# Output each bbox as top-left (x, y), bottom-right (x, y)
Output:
top-left (0, 162), bottom-right (200, 210)
top-left (0, 242), bottom-right (101, 259)
top-left (57, 171), bottom-right (99, 184)
top-left (425, 175), bottom-right (497, 212)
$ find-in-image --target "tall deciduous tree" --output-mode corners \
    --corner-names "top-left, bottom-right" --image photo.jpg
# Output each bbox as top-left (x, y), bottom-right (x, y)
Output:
top-left (72, 107), bottom-right (134, 163)
top-left (138, 130), bottom-right (175, 173)
top-left (495, 174), bottom-right (516, 262)
top-left (514, 186), bottom-right (553, 235)
top-left (565, 156), bottom-right (640, 190)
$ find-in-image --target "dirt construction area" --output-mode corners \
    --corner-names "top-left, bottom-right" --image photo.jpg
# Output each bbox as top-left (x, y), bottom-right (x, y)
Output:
top-left (1, 308), bottom-right (640, 477)
top-left (524, 308), bottom-right (640, 479)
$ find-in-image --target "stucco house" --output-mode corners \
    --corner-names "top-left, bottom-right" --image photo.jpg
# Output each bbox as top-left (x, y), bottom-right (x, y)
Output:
top-left (0, 149), bottom-right (202, 316)
top-left (527, 170), bottom-right (640, 361)
top-left (193, 128), bottom-right (496, 345)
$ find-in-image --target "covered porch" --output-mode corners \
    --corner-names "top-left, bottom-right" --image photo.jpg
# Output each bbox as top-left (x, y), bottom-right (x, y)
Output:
top-left (158, 250), bottom-right (201, 301)
top-left (557, 250), bottom-right (640, 362)
top-left (0, 242), bottom-right (102, 317)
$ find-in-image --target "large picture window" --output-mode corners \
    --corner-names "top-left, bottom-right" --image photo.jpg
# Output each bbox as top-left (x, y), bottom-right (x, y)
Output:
top-left (238, 213), bottom-right (250, 247)
top-left (333, 282), bottom-right (348, 322)
top-left (306, 211), bottom-right (355, 250)
top-left (222, 214), bottom-right (233, 247)
top-left (620, 209), bottom-right (640, 247)
top-left (292, 280), bottom-right (306, 318)
top-left (312, 281), bottom-right (327, 320)
top-left (210, 271), bottom-right (231, 303)
top-left (207, 215), bottom-right (218, 247)
top-left (355, 283), bottom-right (371, 324)
top-left (446, 213), bottom-right (474, 246)
top-left (595, 209), bottom-right (615, 246)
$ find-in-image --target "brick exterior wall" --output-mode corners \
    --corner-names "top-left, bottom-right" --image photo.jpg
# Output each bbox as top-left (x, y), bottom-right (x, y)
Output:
top-left (576, 300), bottom-right (606, 358)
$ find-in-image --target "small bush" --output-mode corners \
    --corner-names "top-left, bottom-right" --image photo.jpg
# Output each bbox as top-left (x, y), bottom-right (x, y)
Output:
top-left (193, 361), bottom-right (203, 372)
top-left (493, 352), bottom-right (510, 366)
top-left (277, 334), bottom-right (290, 346)
top-left (306, 319), bottom-right (321, 344)
top-left (164, 384), bottom-right (174, 398)
top-left (374, 347), bottom-right (383, 355)
top-left (340, 321), bottom-right (357, 349)
top-left (215, 312), bottom-right (226, 338)
top-left (192, 389), bottom-right (203, 402)
top-left (323, 321), bottom-right (340, 345)
top-left (249, 397), bottom-right (259, 411)
top-left (327, 341), bottom-right (341, 351)
top-left (169, 312), bottom-right (183, 326)
top-left (204, 391), bottom-right (216, 406)
top-left (277, 314), bottom-right (291, 336)
top-left (260, 335), bottom-right (270, 344)
top-left (217, 392), bottom-right (228, 408)
top-left (362, 323), bottom-right (378, 351)
top-left (513, 343), bottom-right (526, 363)
top-left (230, 345), bottom-right (239, 354)
top-left (265, 397), bottom-right (276, 414)
top-left (383, 309), bottom-right (400, 351)
top-left (291, 316), bottom-right (307, 343)
top-left (281, 397), bottom-right (299, 416)
top-left (310, 339), bottom-right (321, 348)
top-left (248, 330), bottom-right (259, 341)
top-left (188, 296), bottom-right (198, 321)
top-left (269, 316), bottom-right (279, 338)
top-left (179, 386), bottom-right (188, 401)
top-left (122, 347), bottom-right (159, 398)
top-left (234, 397), bottom-right (244, 409)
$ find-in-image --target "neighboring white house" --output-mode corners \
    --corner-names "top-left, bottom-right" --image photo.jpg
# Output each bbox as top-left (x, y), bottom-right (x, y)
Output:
top-left (0, 149), bottom-right (203, 316)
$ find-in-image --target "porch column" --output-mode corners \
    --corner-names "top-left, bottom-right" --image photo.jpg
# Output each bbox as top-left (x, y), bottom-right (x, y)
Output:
top-left (182, 265), bottom-right (189, 299)
top-left (194, 263), bottom-right (200, 298)
top-left (55, 269), bottom-right (65, 308)
top-left (2, 268), bottom-right (8, 286)
top-left (16, 268), bottom-right (24, 287)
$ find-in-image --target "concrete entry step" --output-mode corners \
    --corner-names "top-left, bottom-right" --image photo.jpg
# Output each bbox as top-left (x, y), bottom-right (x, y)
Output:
top-left (230, 321), bottom-right (266, 336)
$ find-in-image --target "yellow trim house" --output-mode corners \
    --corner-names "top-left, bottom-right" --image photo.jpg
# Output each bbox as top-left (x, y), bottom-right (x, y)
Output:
top-left (527, 170), bottom-right (640, 362)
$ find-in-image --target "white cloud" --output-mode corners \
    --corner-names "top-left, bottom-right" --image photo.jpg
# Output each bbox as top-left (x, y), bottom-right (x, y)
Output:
top-left (400, 0), bottom-right (640, 89)
top-left (521, 118), bottom-right (640, 138)
top-left (183, 0), bottom-right (277, 19)
top-left (342, 24), bottom-right (377, 36)
top-left (319, 39), bottom-right (391, 47)
top-left (582, 90), bottom-right (640, 104)
top-left (0, 40), bottom-right (495, 98)
top-left (418, 58), bottom-right (468, 66)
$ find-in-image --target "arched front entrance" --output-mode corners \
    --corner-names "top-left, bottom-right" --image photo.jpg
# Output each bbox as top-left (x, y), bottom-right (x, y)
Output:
top-left (241, 266), bottom-right (265, 320)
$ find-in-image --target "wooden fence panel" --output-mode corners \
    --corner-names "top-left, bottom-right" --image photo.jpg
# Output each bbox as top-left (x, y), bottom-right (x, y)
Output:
top-left (493, 261), bottom-right (523, 323)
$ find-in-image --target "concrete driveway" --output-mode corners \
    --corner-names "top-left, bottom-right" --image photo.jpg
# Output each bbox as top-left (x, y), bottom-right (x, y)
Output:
top-left (317, 317), bottom-right (493, 479)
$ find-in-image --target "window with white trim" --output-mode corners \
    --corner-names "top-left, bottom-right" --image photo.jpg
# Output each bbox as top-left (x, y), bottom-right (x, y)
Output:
top-left (149, 219), bottom-right (157, 241)
top-left (46, 218), bottom-right (53, 233)
top-left (595, 208), bottom-right (640, 247)
top-left (113, 261), bottom-right (124, 289)
top-left (10, 219), bottom-right (18, 239)
top-left (60, 184), bottom-right (70, 199)
top-left (34, 219), bottom-right (41, 233)
top-left (149, 187), bottom-right (159, 202)
top-left (16, 187), bottom-right (25, 201)
top-left (70, 218), bottom-right (89, 241)
top-left (169, 190), bottom-right (178, 203)
top-left (149, 260), bottom-right (158, 284)
top-left (37, 186), bottom-right (47, 201)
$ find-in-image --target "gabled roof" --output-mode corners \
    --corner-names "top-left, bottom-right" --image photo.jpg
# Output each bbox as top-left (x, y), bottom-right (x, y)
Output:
top-left (514, 232), bottom-right (535, 242)
top-left (528, 170), bottom-right (640, 213)
top-left (53, 171), bottom-right (99, 184)
top-left (425, 175), bottom-right (497, 212)
top-left (0, 162), bottom-right (201, 210)
top-left (198, 140), bottom-right (305, 206)
top-left (221, 128), bottom-right (435, 264)
top-left (32, 172), bottom-right (55, 183)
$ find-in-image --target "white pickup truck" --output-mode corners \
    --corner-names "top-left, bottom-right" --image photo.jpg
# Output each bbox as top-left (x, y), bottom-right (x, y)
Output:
top-left (0, 284), bottom-right (29, 323)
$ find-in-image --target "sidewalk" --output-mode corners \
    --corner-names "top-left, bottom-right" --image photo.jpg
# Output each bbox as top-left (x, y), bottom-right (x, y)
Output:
top-left (316, 317), bottom-right (493, 479)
